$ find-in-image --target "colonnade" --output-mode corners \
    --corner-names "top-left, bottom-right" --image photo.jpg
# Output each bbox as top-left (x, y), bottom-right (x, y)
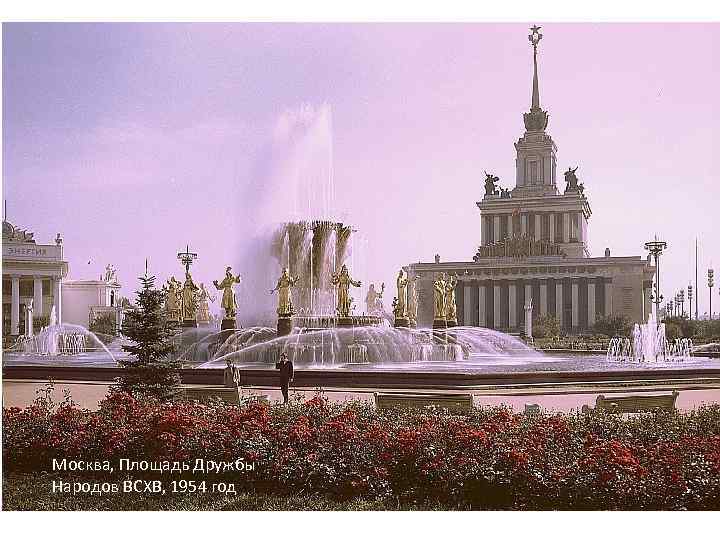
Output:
top-left (459, 276), bottom-right (611, 332)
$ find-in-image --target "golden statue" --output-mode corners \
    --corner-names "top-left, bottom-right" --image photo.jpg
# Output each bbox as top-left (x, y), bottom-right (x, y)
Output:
top-left (444, 274), bottom-right (458, 323)
top-left (270, 267), bottom-right (299, 316)
top-left (331, 264), bottom-right (361, 318)
top-left (395, 269), bottom-right (409, 318)
top-left (214, 266), bottom-right (242, 319)
top-left (196, 283), bottom-right (215, 324)
top-left (180, 272), bottom-right (200, 321)
top-left (163, 276), bottom-right (182, 322)
top-left (365, 283), bottom-right (385, 315)
top-left (407, 275), bottom-right (419, 326)
top-left (433, 273), bottom-right (447, 321)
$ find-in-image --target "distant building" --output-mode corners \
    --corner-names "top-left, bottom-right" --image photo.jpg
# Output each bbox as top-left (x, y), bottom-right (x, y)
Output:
top-left (2, 219), bottom-right (124, 341)
top-left (2, 220), bottom-right (68, 340)
top-left (408, 27), bottom-right (654, 333)
top-left (63, 275), bottom-right (124, 331)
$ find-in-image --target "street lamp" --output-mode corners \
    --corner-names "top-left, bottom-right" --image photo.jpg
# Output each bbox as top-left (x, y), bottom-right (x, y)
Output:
top-left (679, 289), bottom-right (685, 318)
top-left (709, 269), bottom-right (715, 320)
top-left (688, 284), bottom-right (693, 320)
top-left (644, 238), bottom-right (667, 323)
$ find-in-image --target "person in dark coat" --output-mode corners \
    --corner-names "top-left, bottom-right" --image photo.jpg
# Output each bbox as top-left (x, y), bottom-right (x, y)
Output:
top-left (275, 352), bottom-right (294, 404)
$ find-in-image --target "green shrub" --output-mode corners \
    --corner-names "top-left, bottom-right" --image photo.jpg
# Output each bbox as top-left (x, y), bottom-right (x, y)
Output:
top-left (593, 315), bottom-right (632, 337)
top-left (533, 315), bottom-right (560, 339)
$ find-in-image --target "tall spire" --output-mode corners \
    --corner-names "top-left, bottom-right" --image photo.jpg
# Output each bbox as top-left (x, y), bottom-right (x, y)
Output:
top-left (531, 25), bottom-right (541, 110)
top-left (523, 25), bottom-right (549, 132)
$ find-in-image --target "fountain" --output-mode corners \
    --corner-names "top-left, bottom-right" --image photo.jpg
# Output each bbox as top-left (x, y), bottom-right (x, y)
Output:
top-left (606, 312), bottom-right (692, 363)
top-left (270, 220), bottom-right (379, 329)
top-left (4, 305), bottom-right (117, 365)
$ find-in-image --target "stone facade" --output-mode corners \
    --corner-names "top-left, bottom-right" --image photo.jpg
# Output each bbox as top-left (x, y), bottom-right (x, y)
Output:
top-left (409, 256), bottom-right (653, 333)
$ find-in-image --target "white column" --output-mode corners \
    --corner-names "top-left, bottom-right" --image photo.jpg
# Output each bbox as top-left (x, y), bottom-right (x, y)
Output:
top-left (493, 216), bottom-right (501, 242)
top-left (604, 279), bottom-right (613, 316)
top-left (53, 277), bottom-right (62, 324)
top-left (588, 281), bottom-right (596, 327)
top-left (534, 214), bottom-right (542, 241)
top-left (521, 213), bottom-right (528, 236)
top-left (577, 212), bottom-right (584, 242)
top-left (571, 281), bottom-right (579, 329)
top-left (478, 284), bottom-right (486, 327)
top-left (33, 278), bottom-right (44, 318)
top-left (508, 283), bottom-right (517, 328)
top-left (524, 283), bottom-right (532, 310)
top-left (556, 281), bottom-right (563, 327)
top-left (507, 214), bottom-right (513, 238)
top-left (563, 213), bottom-right (570, 243)
top-left (11, 276), bottom-right (20, 335)
top-left (549, 213), bottom-right (555, 243)
top-left (540, 281), bottom-right (548, 316)
top-left (493, 284), bottom-right (501, 329)
top-left (463, 284), bottom-right (472, 326)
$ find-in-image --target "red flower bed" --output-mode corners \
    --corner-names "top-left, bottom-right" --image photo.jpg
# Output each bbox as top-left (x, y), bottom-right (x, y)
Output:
top-left (3, 390), bottom-right (720, 509)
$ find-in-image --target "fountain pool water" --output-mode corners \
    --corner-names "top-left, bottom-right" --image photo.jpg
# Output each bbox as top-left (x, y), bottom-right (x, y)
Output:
top-left (4, 321), bottom-right (716, 375)
top-left (201, 325), bottom-right (539, 369)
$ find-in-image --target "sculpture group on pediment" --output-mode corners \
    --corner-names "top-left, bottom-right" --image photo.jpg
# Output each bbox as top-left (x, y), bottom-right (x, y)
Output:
top-left (563, 166), bottom-right (585, 195)
top-left (483, 172), bottom-right (500, 196)
top-left (2, 221), bottom-right (35, 243)
top-left (473, 234), bottom-right (564, 260)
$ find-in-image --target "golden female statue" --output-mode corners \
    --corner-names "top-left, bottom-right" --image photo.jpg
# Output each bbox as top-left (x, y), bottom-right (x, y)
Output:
top-left (407, 275), bottom-right (419, 326)
top-left (433, 273), bottom-right (447, 321)
top-left (331, 264), bottom-right (361, 318)
top-left (270, 267), bottom-right (299, 316)
top-left (396, 269), bottom-right (409, 318)
top-left (180, 272), bottom-right (200, 321)
top-left (164, 277), bottom-right (181, 322)
top-left (365, 283), bottom-right (385, 315)
top-left (196, 283), bottom-right (215, 324)
top-left (214, 266), bottom-right (242, 319)
top-left (444, 274), bottom-right (458, 323)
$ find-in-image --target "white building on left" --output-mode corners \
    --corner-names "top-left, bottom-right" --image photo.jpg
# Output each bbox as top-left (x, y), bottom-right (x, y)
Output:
top-left (2, 220), bottom-right (123, 344)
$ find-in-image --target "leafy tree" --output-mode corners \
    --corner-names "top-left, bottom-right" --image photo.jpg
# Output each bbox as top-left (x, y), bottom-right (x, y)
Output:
top-left (663, 316), bottom-right (700, 339)
top-left (698, 319), bottom-right (720, 341)
top-left (593, 314), bottom-right (631, 337)
top-left (664, 321), bottom-right (681, 341)
top-left (533, 315), bottom-right (560, 339)
top-left (90, 312), bottom-right (117, 337)
top-left (33, 315), bottom-right (50, 332)
top-left (114, 273), bottom-right (180, 401)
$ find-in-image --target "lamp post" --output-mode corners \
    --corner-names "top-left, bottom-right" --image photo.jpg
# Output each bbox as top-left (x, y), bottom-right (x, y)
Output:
top-left (679, 289), bottom-right (685, 318)
top-left (688, 284), bottom-right (693, 320)
top-left (644, 238), bottom-right (667, 323)
top-left (709, 269), bottom-right (715, 320)
top-left (668, 300), bottom-right (674, 318)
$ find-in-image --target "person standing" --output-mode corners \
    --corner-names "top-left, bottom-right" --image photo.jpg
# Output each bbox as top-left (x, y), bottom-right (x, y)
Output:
top-left (275, 352), bottom-right (294, 404)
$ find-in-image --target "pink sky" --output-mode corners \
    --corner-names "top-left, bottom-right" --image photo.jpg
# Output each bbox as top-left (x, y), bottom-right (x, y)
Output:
top-left (3, 23), bottom-right (719, 318)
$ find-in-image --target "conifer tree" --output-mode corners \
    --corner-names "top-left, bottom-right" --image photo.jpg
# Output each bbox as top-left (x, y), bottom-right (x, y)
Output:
top-left (115, 272), bottom-right (181, 400)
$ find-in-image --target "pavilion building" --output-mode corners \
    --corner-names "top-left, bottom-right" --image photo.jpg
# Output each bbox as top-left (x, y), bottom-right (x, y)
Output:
top-left (2, 220), bottom-right (68, 341)
top-left (408, 27), bottom-right (654, 333)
